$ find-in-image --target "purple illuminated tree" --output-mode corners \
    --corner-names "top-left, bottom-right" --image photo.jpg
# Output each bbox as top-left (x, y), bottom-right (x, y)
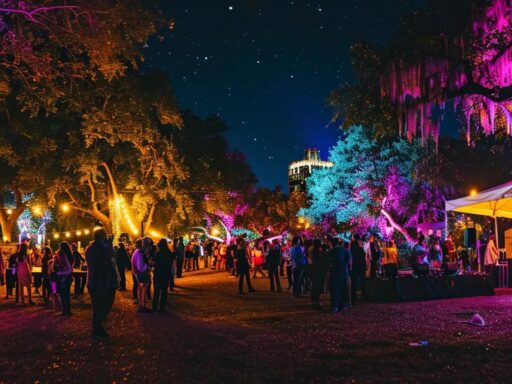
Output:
top-left (300, 126), bottom-right (444, 242)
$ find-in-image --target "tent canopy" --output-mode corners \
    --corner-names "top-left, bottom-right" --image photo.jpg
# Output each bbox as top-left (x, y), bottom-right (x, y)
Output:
top-left (445, 181), bottom-right (512, 219)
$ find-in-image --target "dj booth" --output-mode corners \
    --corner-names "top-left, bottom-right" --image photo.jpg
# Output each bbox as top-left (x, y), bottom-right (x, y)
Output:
top-left (365, 274), bottom-right (494, 303)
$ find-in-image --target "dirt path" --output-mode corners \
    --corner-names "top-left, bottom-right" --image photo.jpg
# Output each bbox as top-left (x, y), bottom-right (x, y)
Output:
top-left (1, 270), bottom-right (512, 383)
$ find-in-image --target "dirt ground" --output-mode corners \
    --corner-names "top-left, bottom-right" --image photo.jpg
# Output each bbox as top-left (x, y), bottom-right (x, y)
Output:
top-left (1, 269), bottom-right (511, 384)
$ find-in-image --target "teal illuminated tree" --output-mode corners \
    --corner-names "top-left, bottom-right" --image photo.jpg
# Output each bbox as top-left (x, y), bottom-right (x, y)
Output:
top-left (300, 126), bottom-right (444, 242)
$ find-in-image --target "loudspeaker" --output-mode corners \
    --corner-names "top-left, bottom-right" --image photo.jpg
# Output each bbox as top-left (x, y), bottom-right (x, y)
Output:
top-left (464, 228), bottom-right (477, 248)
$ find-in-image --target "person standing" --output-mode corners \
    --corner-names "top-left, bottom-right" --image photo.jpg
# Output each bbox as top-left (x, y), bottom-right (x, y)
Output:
top-left (368, 235), bottom-right (381, 278)
top-left (350, 235), bottom-right (366, 304)
top-left (31, 247), bottom-right (42, 295)
top-left (6, 252), bottom-right (18, 301)
top-left (226, 240), bottom-right (237, 277)
top-left (85, 228), bottom-right (120, 339)
top-left (266, 240), bottom-right (282, 292)
top-left (152, 238), bottom-right (173, 314)
top-left (411, 234), bottom-right (428, 275)
top-left (282, 242), bottom-right (293, 290)
top-left (444, 234), bottom-right (457, 263)
top-left (56, 242), bottom-right (73, 315)
top-left (71, 243), bottom-right (86, 298)
top-left (382, 240), bottom-right (399, 278)
top-left (251, 242), bottom-right (267, 278)
top-left (236, 238), bottom-right (255, 294)
top-left (328, 237), bottom-right (351, 313)
top-left (41, 246), bottom-right (53, 304)
top-left (132, 239), bottom-right (150, 312)
top-left (175, 237), bottom-right (185, 278)
top-left (291, 236), bottom-right (306, 298)
top-left (115, 242), bottom-right (131, 291)
top-left (310, 238), bottom-right (327, 310)
top-left (16, 244), bottom-right (35, 305)
top-left (204, 240), bottom-right (213, 268)
top-left (484, 233), bottom-right (499, 275)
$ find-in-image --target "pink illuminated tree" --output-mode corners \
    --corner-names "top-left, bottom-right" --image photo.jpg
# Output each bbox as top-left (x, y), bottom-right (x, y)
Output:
top-left (332, 0), bottom-right (512, 143)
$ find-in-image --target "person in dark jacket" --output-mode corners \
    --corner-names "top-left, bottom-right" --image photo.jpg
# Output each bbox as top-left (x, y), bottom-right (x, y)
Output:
top-left (152, 238), bottom-right (173, 314)
top-left (85, 228), bottom-right (120, 339)
top-left (328, 237), bottom-right (351, 313)
top-left (175, 237), bottom-right (185, 278)
top-left (236, 238), bottom-right (255, 294)
top-left (368, 235), bottom-right (381, 278)
top-left (310, 238), bottom-right (328, 310)
top-left (350, 234), bottom-right (367, 304)
top-left (115, 242), bottom-right (131, 291)
top-left (6, 252), bottom-right (18, 301)
top-left (266, 240), bottom-right (282, 292)
top-left (71, 243), bottom-right (86, 298)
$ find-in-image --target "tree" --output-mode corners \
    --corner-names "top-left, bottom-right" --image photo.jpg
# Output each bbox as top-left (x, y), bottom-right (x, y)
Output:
top-left (300, 126), bottom-right (444, 242)
top-left (331, 0), bottom-right (512, 142)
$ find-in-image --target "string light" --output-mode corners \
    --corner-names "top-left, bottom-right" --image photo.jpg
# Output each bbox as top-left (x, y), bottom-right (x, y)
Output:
top-left (6, 209), bottom-right (12, 215)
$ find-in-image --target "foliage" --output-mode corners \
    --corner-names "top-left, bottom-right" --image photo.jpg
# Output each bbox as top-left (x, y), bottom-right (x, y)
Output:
top-left (330, 0), bottom-right (512, 142)
top-left (300, 126), bottom-right (444, 236)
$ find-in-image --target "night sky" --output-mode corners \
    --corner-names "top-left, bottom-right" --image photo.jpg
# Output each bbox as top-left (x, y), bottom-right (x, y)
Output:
top-left (144, 0), bottom-right (422, 190)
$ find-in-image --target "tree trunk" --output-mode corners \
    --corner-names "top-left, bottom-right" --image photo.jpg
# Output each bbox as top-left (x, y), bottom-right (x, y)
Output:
top-left (381, 208), bottom-right (413, 244)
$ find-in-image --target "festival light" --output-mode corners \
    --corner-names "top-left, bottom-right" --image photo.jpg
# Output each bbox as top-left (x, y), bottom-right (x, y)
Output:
top-left (470, 189), bottom-right (478, 196)
top-left (33, 206), bottom-right (42, 216)
top-left (6, 209), bottom-right (12, 215)
top-left (53, 233), bottom-right (60, 239)
top-left (76, 231), bottom-right (82, 236)
top-left (65, 232), bottom-right (71, 238)
top-left (84, 229), bottom-right (90, 235)
top-left (61, 203), bottom-right (71, 213)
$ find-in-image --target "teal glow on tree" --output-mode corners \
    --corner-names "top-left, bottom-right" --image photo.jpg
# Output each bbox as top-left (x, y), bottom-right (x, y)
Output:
top-left (300, 125), bottom-right (439, 242)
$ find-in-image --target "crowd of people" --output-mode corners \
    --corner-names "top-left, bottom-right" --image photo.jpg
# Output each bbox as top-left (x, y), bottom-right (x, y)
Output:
top-left (0, 228), bottom-right (498, 338)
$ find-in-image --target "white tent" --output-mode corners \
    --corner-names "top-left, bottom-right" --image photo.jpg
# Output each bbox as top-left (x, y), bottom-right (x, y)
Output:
top-left (445, 181), bottom-right (512, 246)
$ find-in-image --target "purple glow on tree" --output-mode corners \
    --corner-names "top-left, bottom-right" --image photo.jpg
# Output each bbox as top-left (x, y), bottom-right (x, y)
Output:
top-left (381, 0), bottom-right (512, 142)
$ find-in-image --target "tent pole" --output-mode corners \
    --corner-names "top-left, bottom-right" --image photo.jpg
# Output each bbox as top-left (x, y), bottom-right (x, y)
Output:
top-left (495, 216), bottom-right (499, 249)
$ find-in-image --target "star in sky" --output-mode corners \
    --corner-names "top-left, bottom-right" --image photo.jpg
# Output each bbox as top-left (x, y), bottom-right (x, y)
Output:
top-left (144, 0), bottom-right (422, 189)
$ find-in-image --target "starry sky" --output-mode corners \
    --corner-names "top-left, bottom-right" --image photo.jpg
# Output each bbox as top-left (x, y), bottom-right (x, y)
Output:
top-left (144, 0), bottom-right (422, 190)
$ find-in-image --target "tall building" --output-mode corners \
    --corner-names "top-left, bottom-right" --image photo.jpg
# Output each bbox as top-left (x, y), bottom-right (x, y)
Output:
top-left (288, 148), bottom-right (333, 193)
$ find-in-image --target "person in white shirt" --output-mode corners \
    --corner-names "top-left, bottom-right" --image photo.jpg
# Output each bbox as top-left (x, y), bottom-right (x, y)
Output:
top-left (484, 234), bottom-right (499, 275)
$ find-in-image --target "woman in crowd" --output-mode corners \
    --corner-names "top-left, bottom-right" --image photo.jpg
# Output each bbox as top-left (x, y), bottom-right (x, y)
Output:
top-left (382, 240), bottom-right (399, 278)
top-left (48, 251), bottom-right (60, 311)
top-left (41, 246), bottom-right (53, 304)
top-left (17, 243), bottom-right (35, 305)
top-left (132, 238), bottom-right (150, 313)
top-left (56, 242), bottom-right (73, 315)
top-left (251, 242), bottom-right (267, 278)
top-left (184, 242), bottom-right (194, 272)
top-left (152, 238), bottom-right (173, 314)
top-left (484, 233), bottom-right (499, 275)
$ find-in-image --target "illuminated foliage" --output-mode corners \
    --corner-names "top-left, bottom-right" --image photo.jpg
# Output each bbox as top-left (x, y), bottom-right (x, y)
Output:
top-left (300, 126), bottom-right (443, 238)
